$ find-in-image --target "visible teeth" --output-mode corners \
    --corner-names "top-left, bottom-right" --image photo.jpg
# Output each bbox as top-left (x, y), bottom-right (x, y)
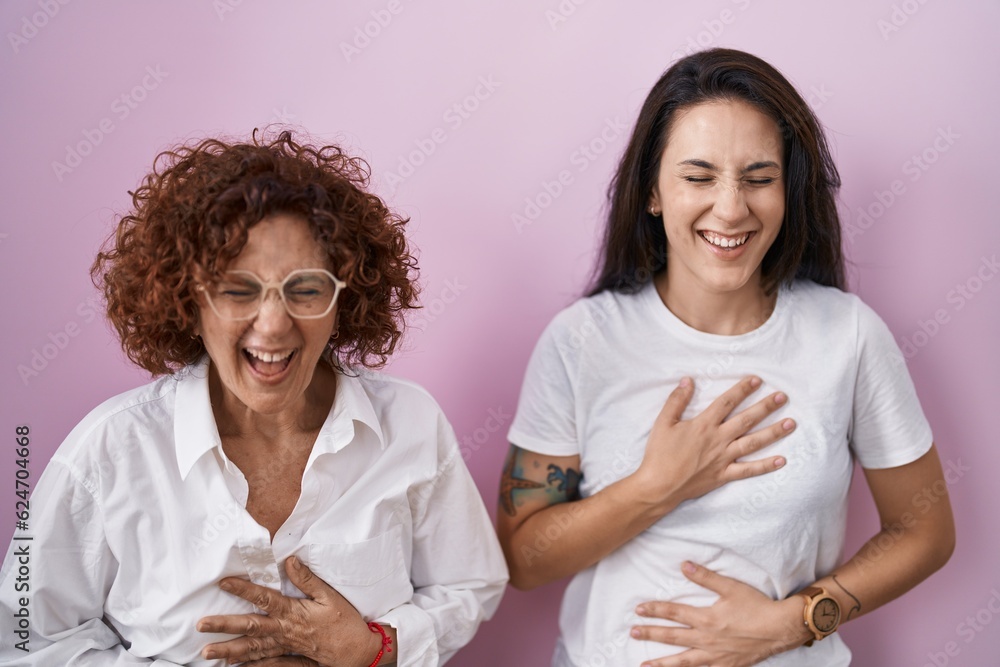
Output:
top-left (246, 349), bottom-right (293, 363)
top-left (702, 231), bottom-right (750, 248)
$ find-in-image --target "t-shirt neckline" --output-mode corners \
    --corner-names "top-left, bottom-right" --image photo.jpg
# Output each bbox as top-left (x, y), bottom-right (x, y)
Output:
top-left (639, 279), bottom-right (791, 347)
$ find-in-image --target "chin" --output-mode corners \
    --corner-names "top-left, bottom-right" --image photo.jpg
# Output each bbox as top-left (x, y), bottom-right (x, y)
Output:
top-left (699, 271), bottom-right (758, 294)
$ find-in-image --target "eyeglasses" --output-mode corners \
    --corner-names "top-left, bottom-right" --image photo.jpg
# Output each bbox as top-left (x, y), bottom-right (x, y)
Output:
top-left (200, 269), bottom-right (346, 321)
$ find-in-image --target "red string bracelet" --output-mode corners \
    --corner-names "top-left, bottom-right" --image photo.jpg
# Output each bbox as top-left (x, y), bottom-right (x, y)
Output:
top-left (367, 622), bottom-right (393, 667)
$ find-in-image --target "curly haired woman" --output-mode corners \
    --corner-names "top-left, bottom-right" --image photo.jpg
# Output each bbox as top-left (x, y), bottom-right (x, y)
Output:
top-left (0, 130), bottom-right (507, 667)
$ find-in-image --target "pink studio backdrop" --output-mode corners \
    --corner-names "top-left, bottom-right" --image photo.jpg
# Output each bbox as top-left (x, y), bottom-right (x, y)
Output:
top-left (1, 1), bottom-right (998, 665)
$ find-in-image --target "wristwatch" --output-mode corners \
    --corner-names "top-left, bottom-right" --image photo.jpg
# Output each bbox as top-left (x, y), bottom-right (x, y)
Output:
top-left (799, 586), bottom-right (841, 646)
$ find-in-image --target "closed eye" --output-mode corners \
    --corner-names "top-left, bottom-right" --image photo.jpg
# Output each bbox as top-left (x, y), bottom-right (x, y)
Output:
top-left (288, 288), bottom-right (322, 297)
top-left (220, 288), bottom-right (258, 299)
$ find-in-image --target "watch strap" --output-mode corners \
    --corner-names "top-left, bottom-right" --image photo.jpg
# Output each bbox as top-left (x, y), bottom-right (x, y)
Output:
top-left (799, 586), bottom-right (824, 599)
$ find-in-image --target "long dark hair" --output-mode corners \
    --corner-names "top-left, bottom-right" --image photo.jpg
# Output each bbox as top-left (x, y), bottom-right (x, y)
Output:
top-left (588, 48), bottom-right (844, 296)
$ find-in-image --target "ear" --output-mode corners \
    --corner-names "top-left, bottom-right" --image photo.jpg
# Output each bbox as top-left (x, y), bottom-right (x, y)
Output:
top-left (648, 188), bottom-right (662, 216)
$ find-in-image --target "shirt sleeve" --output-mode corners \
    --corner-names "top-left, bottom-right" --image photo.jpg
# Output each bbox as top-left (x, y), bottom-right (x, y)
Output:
top-left (0, 460), bottom-right (182, 666)
top-left (849, 300), bottom-right (934, 469)
top-left (507, 312), bottom-right (580, 456)
top-left (375, 415), bottom-right (508, 666)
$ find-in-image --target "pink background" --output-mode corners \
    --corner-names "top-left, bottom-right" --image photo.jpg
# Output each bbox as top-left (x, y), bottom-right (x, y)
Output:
top-left (1, 1), bottom-right (998, 665)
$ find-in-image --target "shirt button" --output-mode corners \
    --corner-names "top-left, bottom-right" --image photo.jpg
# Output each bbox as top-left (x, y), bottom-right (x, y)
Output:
top-left (263, 573), bottom-right (275, 583)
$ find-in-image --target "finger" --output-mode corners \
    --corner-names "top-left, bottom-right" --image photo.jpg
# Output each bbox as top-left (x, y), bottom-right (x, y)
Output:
top-left (657, 377), bottom-right (695, 425)
top-left (634, 600), bottom-right (702, 628)
top-left (726, 453), bottom-right (787, 482)
top-left (722, 390), bottom-right (790, 441)
top-left (680, 561), bottom-right (738, 597)
top-left (283, 556), bottom-right (331, 601)
top-left (630, 623), bottom-right (701, 648)
top-left (217, 577), bottom-right (286, 613)
top-left (728, 414), bottom-right (796, 462)
top-left (197, 612), bottom-right (282, 637)
top-left (703, 376), bottom-right (762, 423)
top-left (641, 647), bottom-right (713, 667)
top-left (200, 635), bottom-right (283, 662)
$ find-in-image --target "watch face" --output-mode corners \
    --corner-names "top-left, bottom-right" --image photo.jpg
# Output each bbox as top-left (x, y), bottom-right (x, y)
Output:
top-left (812, 598), bottom-right (840, 633)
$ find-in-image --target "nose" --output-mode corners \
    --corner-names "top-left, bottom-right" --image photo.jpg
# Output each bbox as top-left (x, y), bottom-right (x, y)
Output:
top-left (252, 289), bottom-right (293, 334)
top-left (712, 180), bottom-right (749, 225)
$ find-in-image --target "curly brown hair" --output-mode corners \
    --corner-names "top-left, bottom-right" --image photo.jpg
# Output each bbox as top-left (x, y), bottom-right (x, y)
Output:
top-left (92, 130), bottom-right (419, 375)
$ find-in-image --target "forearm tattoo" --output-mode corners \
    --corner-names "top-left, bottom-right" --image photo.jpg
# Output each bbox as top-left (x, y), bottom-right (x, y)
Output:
top-left (833, 574), bottom-right (862, 620)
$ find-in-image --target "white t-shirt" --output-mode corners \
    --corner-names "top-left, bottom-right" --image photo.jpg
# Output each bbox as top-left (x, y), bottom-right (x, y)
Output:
top-left (508, 280), bottom-right (932, 667)
top-left (0, 358), bottom-right (508, 666)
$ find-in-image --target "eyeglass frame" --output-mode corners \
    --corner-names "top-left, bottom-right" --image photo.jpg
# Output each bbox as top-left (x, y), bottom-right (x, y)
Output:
top-left (198, 269), bottom-right (347, 321)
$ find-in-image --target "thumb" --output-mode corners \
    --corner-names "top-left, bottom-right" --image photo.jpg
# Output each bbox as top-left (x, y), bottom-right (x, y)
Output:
top-left (658, 377), bottom-right (694, 425)
top-left (284, 556), bottom-right (332, 600)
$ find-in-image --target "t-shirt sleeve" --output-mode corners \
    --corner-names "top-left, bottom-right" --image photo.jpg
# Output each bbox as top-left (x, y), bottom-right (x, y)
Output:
top-left (507, 313), bottom-right (580, 457)
top-left (849, 300), bottom-right (934, 469)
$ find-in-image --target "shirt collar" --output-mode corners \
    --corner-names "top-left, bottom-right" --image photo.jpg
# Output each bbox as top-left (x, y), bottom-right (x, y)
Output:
top-left (173, 358), bottom-right (385, 480)
top-left (308, 369), bottom-right (386, 468)
top-left (174, 357), bottom-right (222, 480)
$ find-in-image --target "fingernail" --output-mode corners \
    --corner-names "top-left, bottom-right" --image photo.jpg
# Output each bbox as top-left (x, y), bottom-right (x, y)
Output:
top-left (682, 561), bottom-right (696, 574)
top-left (679, 377), bottom-right (692, 389)
top-left (219, 581), bottom-right (233, 593)
top-left (774, 392), bottom-right (786, 404)
top-left (290, 556), bottom-right (302, 570)
top-left (749, 376), bottom-right (762, 388)
top-left (774, 457), bottom-right (786, 468)
top-left (631, 627), bottom-right (641, 637)
top-left (203, 650), bottom-right (216, 659)
top-left (635, 604), bottom-right (647, 616)
top-left (782, 419), bottom-right (795, 430)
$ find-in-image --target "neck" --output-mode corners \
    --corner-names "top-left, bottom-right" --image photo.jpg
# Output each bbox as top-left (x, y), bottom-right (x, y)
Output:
top-left (210, 363), bottom-right (336, 445)
top-left (654, 270), bottom-right (776, 335)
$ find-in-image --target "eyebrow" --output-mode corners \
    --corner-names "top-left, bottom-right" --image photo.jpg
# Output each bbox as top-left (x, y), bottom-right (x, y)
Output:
top-left (677, 159), bottom-right (781, 173)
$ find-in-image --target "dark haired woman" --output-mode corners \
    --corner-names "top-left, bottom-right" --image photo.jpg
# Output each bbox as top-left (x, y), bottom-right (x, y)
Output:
top-left (0, 132), bottom-right (507, 666)
top-left (497, 49), bottom-right (953, 666)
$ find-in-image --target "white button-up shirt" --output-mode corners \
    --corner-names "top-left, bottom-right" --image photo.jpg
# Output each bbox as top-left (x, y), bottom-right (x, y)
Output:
top-left (0, 359), bottom-right (508, 666)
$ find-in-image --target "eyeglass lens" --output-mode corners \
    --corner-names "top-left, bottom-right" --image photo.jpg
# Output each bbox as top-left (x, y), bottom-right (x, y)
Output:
top-left (208, 271), bottom-right (338, 319)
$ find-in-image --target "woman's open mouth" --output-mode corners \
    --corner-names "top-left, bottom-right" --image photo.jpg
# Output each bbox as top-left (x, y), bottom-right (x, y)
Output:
top-left (698, 230), bottom-right (755, 258)
top-left (243, 348), bottom-right (295, 378)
